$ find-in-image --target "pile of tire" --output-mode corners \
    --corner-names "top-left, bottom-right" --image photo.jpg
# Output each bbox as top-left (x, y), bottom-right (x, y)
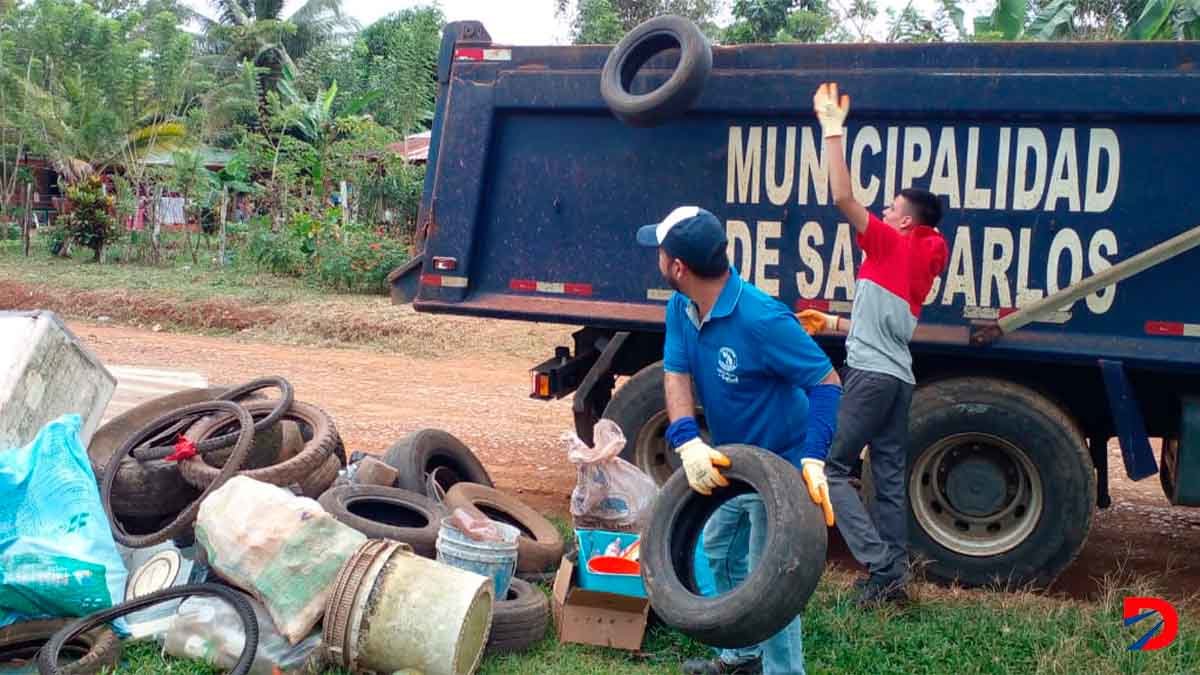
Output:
top-left (317, 427), bottom-right (562, 655)
top-left (88, 377), bottom-right (346, 550)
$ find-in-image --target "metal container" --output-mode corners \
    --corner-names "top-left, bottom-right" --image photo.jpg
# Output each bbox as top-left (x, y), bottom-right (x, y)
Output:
top-left (324, 539), bottom-right (494, 675)
top-left (0, 310), bottom-right (115, 451)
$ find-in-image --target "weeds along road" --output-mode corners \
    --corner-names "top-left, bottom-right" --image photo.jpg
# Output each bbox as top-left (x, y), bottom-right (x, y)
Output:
top-left (76, 321), bottom-right (1200, 604)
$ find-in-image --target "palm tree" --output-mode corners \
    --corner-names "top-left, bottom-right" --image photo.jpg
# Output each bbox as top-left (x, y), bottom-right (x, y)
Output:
top-left (195, 0), bottom-right (358, 86)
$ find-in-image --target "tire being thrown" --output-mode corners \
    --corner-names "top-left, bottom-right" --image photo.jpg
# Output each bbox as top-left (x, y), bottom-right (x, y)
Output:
top-left (101, 401), bottom-right (255, 549)
top-left (485, 577), bottom-right (549, 655)
top-left (600, 15), bottom-right (713, 128)
top-left (36, 584), bottom-right (258, 675)
top-left (0, 620), bottom-right (119, 674)
top-left (641, 444), bottom-right (827, 649)
top-left (443, 483), bottom-right (565, 574)
top-left (178, 400), bottom-right (339, 490)
top-left (384, 429), bottom-right (493, 498)
top-left (318, 485), bottom-right (446, 558)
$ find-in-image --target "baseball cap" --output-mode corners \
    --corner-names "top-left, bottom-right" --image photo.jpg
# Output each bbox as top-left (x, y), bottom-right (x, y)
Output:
top-left (636, 206), bottom-right (729, 277)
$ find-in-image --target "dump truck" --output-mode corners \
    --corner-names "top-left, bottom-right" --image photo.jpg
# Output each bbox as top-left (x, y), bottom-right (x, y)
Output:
top-left (390, 17), bottom-right (1200, 588)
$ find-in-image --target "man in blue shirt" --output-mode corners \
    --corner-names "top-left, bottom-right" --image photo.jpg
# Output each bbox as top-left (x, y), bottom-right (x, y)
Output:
top-left (636, 206), bottom-right (843, 675)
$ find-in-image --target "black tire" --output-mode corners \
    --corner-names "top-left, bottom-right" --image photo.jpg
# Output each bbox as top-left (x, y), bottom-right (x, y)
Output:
top-left (641, 444), bottom-right (827, 649)
top-left (318, 485), bottom-right (446, 558)
top-left (485, 578), bottom-right (549, 655)
top-left (443, 483), bottom-right (565, 574)
top-left (101, 401), bottom-right (255, 549)
top-left (600, 15), bottom-right (713, 127)
top-left (89, 387), bottom-right (225, 519)
top-left (133, 377), bottom-right (295, 461)
top-left (37, 584), bottom-right (257, 675)
top-left (602, 362), bottom-right (709, 486)
top-left (0, 620), bottom-right (119, 674)
top-left (905, 377), bottom-right (1094, 589)
top-left (178, 400), bottom-right (339, 489)
top-left (384, 429), bottom-right (493, 498)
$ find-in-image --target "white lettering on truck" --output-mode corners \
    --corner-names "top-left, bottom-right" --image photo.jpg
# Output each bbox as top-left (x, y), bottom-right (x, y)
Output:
top-left (722, 124), bottom-right (1123, 316)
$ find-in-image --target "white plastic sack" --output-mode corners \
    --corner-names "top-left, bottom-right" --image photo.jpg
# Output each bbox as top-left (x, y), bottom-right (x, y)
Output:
top-left (164, 594), bottom-right (323, 675)
top-left (194, 476), bottom-right (366, 644)
top-left (566, 419), bottom-right (658, 529)
top-left (0, 415), bottom-right (128, 628)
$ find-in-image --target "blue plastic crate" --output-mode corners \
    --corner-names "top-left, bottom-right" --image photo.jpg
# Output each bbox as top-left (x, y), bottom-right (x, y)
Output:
top-left (574, 529), bottom-right (646, 599)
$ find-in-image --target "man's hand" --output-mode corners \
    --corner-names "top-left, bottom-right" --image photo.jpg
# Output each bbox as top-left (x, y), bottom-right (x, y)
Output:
top-left (813, 82), bottom-right (849, 139)
top-left (678, 438), bottom-right (731, 496)
top-left (801, 458), bottom-right (836, 526)
top-left (797, 309), bottom-right (838, 336)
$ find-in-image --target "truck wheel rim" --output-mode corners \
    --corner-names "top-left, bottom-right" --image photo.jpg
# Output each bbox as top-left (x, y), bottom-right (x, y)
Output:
top-left (910, 433), bottom-right (1043, 557)
top-left (635, 409), bottom-right (707, 486)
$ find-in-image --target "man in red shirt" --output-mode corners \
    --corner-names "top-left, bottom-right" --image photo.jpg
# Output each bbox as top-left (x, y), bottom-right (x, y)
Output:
top-left (798, 82), bottom-right (949, 607)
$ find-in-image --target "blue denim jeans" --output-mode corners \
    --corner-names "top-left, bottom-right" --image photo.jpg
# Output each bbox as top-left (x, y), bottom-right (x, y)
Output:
top-left (702, 494), bottom-right (806, 675)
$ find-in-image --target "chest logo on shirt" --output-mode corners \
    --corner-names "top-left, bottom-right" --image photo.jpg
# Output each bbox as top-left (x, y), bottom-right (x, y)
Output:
top-left (718, 347), bottom-right (739, 384)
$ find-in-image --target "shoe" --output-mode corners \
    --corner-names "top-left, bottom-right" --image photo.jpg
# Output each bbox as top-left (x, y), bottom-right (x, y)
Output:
top-left (681, 656), bottom-right (763, 674)
top-left (855, 576), bottom-right (909, 609)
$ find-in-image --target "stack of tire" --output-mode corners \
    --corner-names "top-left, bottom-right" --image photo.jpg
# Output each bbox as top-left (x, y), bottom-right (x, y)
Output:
top-left (317, 428), bottom-right (564, 655)
top-left (88, 378), bottom-right (345, 550)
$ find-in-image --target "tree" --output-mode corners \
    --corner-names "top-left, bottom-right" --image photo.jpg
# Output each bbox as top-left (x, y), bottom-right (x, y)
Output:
top-left (571, 0), bottom-right (625, 43)
top-left (725, 0), bottom-right (799, 43)
top-left (59, 174), bottom-right (117, 262)
top-left (195, 0), bottom-right (359, 98)
top-left (559, 0), bottom-right (723, 42)
top-left (973, 0), bottom-right (1194, 40)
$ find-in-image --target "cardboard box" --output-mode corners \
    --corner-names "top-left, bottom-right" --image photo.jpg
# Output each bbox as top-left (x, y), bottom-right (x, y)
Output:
top-left (552, 554), bottom-right (650, 652)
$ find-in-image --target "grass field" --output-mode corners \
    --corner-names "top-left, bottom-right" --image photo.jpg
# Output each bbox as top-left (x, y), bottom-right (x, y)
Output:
top-left (107, 567), bottom-right (1197, 675)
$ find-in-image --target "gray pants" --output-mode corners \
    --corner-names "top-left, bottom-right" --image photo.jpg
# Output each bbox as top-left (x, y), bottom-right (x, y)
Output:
top-left (826, 367), bottom-right (914, 583)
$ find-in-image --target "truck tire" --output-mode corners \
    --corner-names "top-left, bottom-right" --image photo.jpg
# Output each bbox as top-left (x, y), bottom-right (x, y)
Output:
top-left (384, 429), bottom-right (493, 498)
top-left (602, 362), bottom-right (708, 486)
top-left (600, 15), bottom-right (712, 127)
top-left (0, 619), bottom-right (120, 674)
top-left (906, 377), bottom-right (1095, 589)
top-left (641, 444), bottom-right (827, 649)
top-left (443, 483), bottom-right (565, 574)
top-left (485, 578), bottom-right (549, 655)
top-left (319, 485), bottom-right (446, 558)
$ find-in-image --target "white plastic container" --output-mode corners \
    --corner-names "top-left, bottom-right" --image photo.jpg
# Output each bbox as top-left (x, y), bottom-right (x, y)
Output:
top-left (0, 310), bottom-right (115, 451)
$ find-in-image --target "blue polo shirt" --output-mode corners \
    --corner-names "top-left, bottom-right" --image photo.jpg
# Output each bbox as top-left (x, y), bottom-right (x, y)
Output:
top-left (663, 271), bottom-right (834, 468)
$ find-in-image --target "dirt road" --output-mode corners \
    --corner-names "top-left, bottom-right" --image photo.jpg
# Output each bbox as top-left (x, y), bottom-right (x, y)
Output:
top-left (75, 321), bottom-right (1200, 602)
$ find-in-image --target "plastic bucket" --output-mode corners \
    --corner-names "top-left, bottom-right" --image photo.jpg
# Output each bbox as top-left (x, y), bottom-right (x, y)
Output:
top-left (436, 518), bottom-right (520, 598)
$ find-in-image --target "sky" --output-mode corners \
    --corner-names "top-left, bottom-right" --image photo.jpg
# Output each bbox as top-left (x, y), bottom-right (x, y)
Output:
top-left (183, 0), bottom-right (998, 45)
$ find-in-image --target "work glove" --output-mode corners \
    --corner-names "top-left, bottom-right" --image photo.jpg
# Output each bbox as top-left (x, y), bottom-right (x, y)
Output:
top-left (801, 458), bottom-right (836, 527)
top-left (797, 309), bottom-right (838, 336)
top-left (813, 82), bottom-right (850, 139)
top-left (678, 438), bottom-right (731, 496)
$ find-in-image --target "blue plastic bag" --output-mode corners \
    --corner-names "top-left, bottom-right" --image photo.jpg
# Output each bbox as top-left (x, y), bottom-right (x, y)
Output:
top-left (0, 414), bottom-right (128, 628)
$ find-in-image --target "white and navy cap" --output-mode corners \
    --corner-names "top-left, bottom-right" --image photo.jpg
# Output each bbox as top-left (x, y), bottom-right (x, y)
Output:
top-left (636, 206), bottom-right (729, 277)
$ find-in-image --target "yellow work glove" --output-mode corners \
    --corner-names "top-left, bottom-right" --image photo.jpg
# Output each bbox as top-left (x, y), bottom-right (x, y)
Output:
top-left (801, 458), bottom-right (836, 526)
top-left (813, 82), bottom-right (850, 139)
top-left (678, 438), bottom-right (731, 496)
top-left (797, 309), bottom-right (839, 336)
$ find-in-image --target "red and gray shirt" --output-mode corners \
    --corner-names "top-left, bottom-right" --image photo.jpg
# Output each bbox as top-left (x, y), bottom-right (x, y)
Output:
top-left (846, 214), bottom-right (949, 384)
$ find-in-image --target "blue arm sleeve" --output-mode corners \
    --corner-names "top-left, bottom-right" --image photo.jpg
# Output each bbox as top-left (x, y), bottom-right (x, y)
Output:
top-left (801, 384), bottom-right (841, 461)
top-left (663, 295), bottom-right (690, 374)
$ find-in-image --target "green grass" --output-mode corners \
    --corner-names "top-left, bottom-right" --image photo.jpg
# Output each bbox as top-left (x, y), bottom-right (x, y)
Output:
top-left (0, 237), bottom-right (325, 306)
top-left (104, 570), bottom-right (1199, 675)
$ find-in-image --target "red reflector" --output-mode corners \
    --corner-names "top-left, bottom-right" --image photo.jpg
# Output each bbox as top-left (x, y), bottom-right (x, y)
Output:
top-left (454, 48), bottom-right (484, 61)
top-left (532, 373), bottom-right (551, 398)
top-left (998, 307), bottom-right (1018, 318)
top-left (795, 299), bottom-right (830, 312)
top-left (420, 274), bottom-right (442, 287)
top-left (1146, 321), bottom-right (1184, 336)
top-left (510, 279), bottom-right (537, 292)
top-left (564, 283), bottom-right (593, 297)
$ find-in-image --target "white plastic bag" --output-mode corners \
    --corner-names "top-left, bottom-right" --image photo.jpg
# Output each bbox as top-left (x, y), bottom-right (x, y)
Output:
top-left (194, 476), bottom-right (366, 644)
top-left (164, 594), bottom-right (323, 675)
top-left (0, 415), bottom-right (128, 628)
top-left (566, 419), bottom-right (658, 529)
